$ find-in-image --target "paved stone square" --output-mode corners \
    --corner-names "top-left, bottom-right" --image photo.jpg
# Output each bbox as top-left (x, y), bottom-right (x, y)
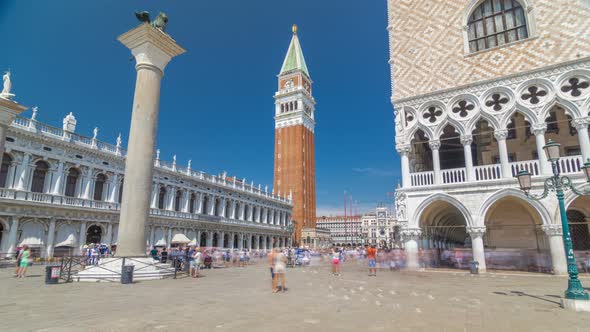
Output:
top-left (2, 260), bottom-right (590, 331)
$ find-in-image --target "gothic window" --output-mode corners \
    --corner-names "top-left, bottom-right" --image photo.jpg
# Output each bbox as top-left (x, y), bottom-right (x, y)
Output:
top-left (31, 161), bottom-right (49, 193)
top-left (452, 100), bottom-right (475, 118)
top-left (467, 0), bottom-right (528, 53)
top-left (0, 154), bottom-right (12, 188)
top-left (174, 190), bottom-right (182, 211)
top-left (521, 86), bottom-right (547, 105)
top-left (93, 173), bottom-right (106, 201)
top-left (422, 106), bottom-right (442, 123)
top-left (65, 168), bottom-right (80, 197)
top-left (506, 119), bottom-right (516, 140)
top-left (158, 187), bottom-right (166, 209)
top-left (561, 78), bottom-right (590, 98)
top-left (485, 93), bottom-right (509, 111)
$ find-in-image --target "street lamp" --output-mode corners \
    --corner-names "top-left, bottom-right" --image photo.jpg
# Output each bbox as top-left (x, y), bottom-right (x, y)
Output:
top-left (516, 139), bottom-right (590, 301)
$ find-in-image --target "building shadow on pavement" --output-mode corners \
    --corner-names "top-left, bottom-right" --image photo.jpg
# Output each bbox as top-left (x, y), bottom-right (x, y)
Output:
top-left (492, 291), bottom-right (561, 306)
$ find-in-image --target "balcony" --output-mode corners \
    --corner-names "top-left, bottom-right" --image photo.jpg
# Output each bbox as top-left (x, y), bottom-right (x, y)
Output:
top-left (409, 155), bottom-right (585, 187)
top-left (0, 188), bottom-right (287, 231)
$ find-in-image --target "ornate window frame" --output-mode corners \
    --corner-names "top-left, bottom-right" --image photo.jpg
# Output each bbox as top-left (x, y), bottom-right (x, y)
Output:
top-left (462, 0), bottom-right (537, 55)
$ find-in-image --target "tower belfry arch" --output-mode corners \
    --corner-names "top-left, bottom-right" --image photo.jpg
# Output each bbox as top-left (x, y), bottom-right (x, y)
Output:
top-left (273, 25), bottom-right (317, 246)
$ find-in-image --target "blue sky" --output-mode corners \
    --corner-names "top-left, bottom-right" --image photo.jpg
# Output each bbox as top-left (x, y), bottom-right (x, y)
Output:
top-left (0, 1), bottom-right (399, 216)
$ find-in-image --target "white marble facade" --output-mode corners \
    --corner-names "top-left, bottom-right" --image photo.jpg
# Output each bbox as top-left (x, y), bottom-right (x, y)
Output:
top-left (0, 112), bottom-right (292, 258)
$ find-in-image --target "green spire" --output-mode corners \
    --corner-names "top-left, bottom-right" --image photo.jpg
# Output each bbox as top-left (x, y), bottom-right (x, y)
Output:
top-left (279, 24), bottom-right (310, 77)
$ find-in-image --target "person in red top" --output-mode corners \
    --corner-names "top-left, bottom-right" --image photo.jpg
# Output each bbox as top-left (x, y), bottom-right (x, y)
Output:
top-left (367, 245), bottom-right (377, 276)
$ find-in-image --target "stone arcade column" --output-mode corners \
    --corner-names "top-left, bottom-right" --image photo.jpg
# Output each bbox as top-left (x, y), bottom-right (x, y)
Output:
top-left (0, 98), bottom-right (27, 166)
top-left (45, 218), bottom-right (57, 258)
top-left (494, 130), bottom-right (512, 179)
top-left (78, 221), bottom-right (87, 254)
top-left (543, 225), bottom-right (568, 275)
top-left (397, 144), bottom-right (412, 188)
top-left (116, 24), bottom-right (185, 256)
top-left (401, 227), bottom-right (421, 270)
top-left (574, 118), bottom-right (590, 161)
top-left (461, 135), bottom-right (475, 182)
top-left (429, 140), bottom-right (442, 184)
top-left (466, 226), bottom-right (487, 273)
top-left (532, 124), bottom-right (551, 175)
top-left (5, 216), bottom-right (19, 257)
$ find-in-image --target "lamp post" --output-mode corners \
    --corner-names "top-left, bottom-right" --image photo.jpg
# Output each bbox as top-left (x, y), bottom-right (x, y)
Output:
top-left (516, 139), bottom-right (590, 302)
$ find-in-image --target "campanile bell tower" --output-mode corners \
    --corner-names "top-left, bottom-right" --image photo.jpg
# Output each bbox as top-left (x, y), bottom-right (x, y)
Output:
top-left (273, 25), bottom-right (316, 246)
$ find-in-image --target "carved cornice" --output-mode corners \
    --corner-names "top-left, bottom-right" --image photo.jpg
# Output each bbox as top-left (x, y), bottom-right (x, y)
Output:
top-left (466, 226), bottom-right (486, 238)
top-left (542, 224), bottom-right (563, 236)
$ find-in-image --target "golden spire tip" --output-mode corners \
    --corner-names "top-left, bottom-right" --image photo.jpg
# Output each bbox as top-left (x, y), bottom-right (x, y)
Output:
top-left (292, 24), bottom-right (298, 34)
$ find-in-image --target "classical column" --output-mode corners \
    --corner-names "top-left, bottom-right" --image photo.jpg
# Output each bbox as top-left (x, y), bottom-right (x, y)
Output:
top-left (107, 173), bottom-right (120, 203)
top-left (256, 206), bottom-right (262, 223)
top-left (229, 232), bottom-right (234, 249)
top-left (532, 124), bottom-right (551, 175)
top-left (401, 227), bottom-right (421, 270)
top-left (45, 218), bottom-right (57, 258)
top-left (238, 233), bottom-right (244, 250)
top-left (166, 187), bottom-right (176, 211)
top-left (197, 193), bottom-right (204, 214)
top-left (219, 231), bottom-right (225, 248)
top-left (78, 222), bottom-right (87, 254)
top-left (466, 226), bottom-right (487, 272)
top-left (573, 119), bottom-right (590, 161)
top-left (116, 23), bottom-right (185, 257)
top-left (105, 223), bottom-right (114, 248)
top-left (150, 182), bottom-right (159, 209)
top-left (148, 226), bottom-right (154, 249)
top-left (543, 225), bottom-right (568, 275)
top-left (81, 167), bottom-right (94, 199)
top-left (461, 135), bottom-right (475, 182)
top-left (15, 152), bottom-right (31, 191)
top-left (51, 161), bottom-right (65, 195)
top-left (166, 228), bottom-right (172, 249)
top-left (397, 144), bottom-right (412, 188)
top-left (230, 200), bottom-right (237, 219)
top-left (429, 140), bottom-right (441, 184)
top-left (206, 232), bottom-right (213, 248)
top-left (0, 98), bottom-right (27, 167)
top-left (182, 190), bottom-right (190, 212)
top-left (220, 198), bottom-right (227, 217)
top-left (494, 130), bottom-right (512, 178)
top-left (5, 216), bottom-right (19, 257)
top-left (208, 196), bottom-right (216, 216)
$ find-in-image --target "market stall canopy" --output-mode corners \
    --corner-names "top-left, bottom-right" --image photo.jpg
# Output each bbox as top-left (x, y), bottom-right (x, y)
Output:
top-left (171, 233), bottom-right (191, 244)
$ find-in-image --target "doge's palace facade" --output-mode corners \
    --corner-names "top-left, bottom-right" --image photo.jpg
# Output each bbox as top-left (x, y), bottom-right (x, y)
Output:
top-left (0, 110), bottom-right (292, 258)
top-left (389, 0), bottom-right (590, 273)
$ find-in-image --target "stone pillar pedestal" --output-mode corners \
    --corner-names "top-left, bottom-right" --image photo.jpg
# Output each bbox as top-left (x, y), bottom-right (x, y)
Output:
top-left (467, 227), bottom-right (487, 273)
top-left (401, 228), bottom-right (421, 270)
top-left (543, 225), bottom-right (568, 275)
top-left (115, 24), bottom-right (185, 256)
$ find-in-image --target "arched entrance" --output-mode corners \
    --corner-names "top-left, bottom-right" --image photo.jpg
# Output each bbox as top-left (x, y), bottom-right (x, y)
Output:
top-left (484, 196), bottom-right (548, 272)
top-left (419, 198), bottom-right (470, 269)
top-left (567, 196), bottom-right (590, 267)
top-left (200, 232), bottom-right (207, 247)
top-left (86, 225), bottom-right (102, 244)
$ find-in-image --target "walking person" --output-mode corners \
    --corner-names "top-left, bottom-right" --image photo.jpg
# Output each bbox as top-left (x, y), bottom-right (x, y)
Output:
top-left (14, 246), bottom-right (22, 276)
top-left (331, 249), bottom-right (341, 276)
top-left (16, 245), bottom-right (31, 278)
top-left (268, 248), bottom-right (276, 291)
top-left (367, 245), bottom-right (377, 276)
top-left (273, 248), bottom-right (287, 293)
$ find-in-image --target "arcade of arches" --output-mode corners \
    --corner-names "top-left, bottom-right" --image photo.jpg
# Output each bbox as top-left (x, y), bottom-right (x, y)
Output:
top-left (415, 194), bottom-right (590, 274)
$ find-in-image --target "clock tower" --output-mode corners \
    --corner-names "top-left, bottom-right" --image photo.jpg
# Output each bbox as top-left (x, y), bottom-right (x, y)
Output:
top-left (273, 25), bottom-right (316, 246)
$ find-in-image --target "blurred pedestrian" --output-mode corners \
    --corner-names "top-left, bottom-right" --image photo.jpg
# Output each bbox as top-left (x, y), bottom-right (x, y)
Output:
top-left (16, 245), bottom-right (31, 278)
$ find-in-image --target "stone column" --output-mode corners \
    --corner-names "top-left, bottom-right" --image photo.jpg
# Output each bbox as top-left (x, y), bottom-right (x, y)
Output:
top-left (196, 230), bottom-right (201, 247)
top-left (461, 135), bottom-right (475, 182)
top-left (15, 152), bottom-right (31, 191)
top-left (467, 226), bottom-right (487, 272)
top-left (0, 98), bottom-right (27, 167)
top-left (238, 233), bottom-right (244, 250)
top-left (429, 140), bottom-right (442, 184)
top-left (543, 225), bottom-right (568, 275)
top-left (78, 221), bottom-right (87, 254)
top-left (197, 193), bottom-right (204, 214)
top-left (167, 228), bottom-right (172, 249)
top-left (532, 124), bottom-right (551, 175)
top-left (219, 231), bottom-right (225, 248)
top-left (229, 232), bottom-right (234, 249)
top-left (166, 187), bottom-right (176, 211)
top-left (105, 223), bottom-right (114, 247)
top-left (45, 218), bottom-right (57, 258)
top-left (401, 228), bottom-right (421, 270)
top-left (206, 232), bottom-right (213, 248)
top-left (51, 161), bottom-right (65, 195)
top-left (107, 173), bottom-right (120, 203)
top-left (5, 216), bottom-right (19, 257)
top-left (574, 119), bottom-right (590, 161)
top-left (150, 182), bottom-right (159, 209)
top-left (81, 167), bottom-right (94, 199)
top-left (116, 24), bottom-right (185, 256)
top-left (494, 130), bottom-right (512, 178)
top-left (182, 191), bottom-right (190, 212)
top-left (397, 144), bottom-right (412, 188)
top-left (208, 196), bottom-right (216, 216)
top-left (148, 226), bottom-right (154, 249)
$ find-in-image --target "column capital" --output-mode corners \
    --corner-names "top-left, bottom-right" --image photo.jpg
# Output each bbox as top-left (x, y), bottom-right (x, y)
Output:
top-left (466, 226), bottom-right (486, 238)
top-left (494, 129), bottom-right (509, 140)
top-left (532, 123), bottom-right (547, 135)
top-left (460, 135), bottom-right (473, 146)
top-left (400, 227), bottom-right (421, 241)
top-left (396, 144), bottom-right (412, 154)
top-left (428, 140), bottom-right (441, 150)
top-left (542, 224), bottom-right (563, 236)
top-left (118, 24), bottom-right (186, 73)
top-left (573, 117), bottom-right (590, 130)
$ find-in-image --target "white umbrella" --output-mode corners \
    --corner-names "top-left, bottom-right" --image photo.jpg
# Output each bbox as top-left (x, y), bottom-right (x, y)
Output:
top-left (171, 233), bottom-right (191, 244)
